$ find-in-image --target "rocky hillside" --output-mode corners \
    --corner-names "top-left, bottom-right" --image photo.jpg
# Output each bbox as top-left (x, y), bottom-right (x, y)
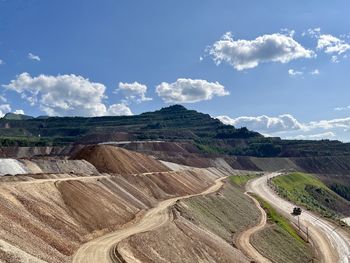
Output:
top-left (71, 145), bottom-right (170, 174)
top-left (1, 105), bottom-right (350, 159)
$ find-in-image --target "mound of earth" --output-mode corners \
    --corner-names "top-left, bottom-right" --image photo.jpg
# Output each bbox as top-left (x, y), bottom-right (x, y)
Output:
top-left (0, 159), bottom-right (28, 175)
top-left (0, 167), bottom-right (228, 262)
top-left (27, 159), bottom-right (99, 175)
top-left (72, 145), bottom-right (169, 174)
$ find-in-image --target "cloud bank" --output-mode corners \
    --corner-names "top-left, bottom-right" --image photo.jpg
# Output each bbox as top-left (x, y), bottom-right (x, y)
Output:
top-left (217, 114), bottom-right (304, 133)
top-left (3, 73), bottom-right (132, 117)
top-left (217, 113), bottom-right (350, 140)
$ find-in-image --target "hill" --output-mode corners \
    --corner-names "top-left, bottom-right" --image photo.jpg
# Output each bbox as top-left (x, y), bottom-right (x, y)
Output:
top-left (271, 172), bottom-right (350, 218)
top-left (2, 112), bottom-right (34, 120)
top-left (1, 105), bottom-right (350, 158)
top-left (72, 145), bottom-right (170, 174)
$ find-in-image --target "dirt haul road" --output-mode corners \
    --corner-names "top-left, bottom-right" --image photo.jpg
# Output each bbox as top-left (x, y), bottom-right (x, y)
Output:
top-left (237, 192), bottom-right (272, 263)
top-left (247, 173), bottom-right (350, 263)
top-left (72, 176), bottom-right (227, 263)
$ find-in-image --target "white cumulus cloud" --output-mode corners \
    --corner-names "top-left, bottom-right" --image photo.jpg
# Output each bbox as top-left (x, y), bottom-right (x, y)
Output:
top-left (106, 103), bottom-right (133, 116)
top-left (3, 73), bottom-right (132, 117)
top-left (116, 82), bottom-right (152, 103)
top-left (293, 132), bottom-right (336, 140)
top-left (317, 34), bottom-right (350, 55)
top-left (208, 32), bottom-right (314, 70)
top-left (14, 109), bottom-right (25, 115)
top-left (28, 53), bottom-right (41, 61)
top-left (0, 104), bottom-right (11, 117)
top-left (217, 112), bottom-right (350, 141)
top-left (156, 78), bottom-right (229, 103)
top-left (217, 114), bottom-right (304, 133)
top-left (307, 117), bottom-right (350, 130)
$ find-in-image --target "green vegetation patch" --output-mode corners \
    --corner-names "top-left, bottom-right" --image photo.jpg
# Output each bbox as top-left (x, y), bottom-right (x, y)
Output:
top-left (317, 174), bottom-right (350, 202)
top-left (252, 225), bottom-right (313, 263)
top-left (178, 183), bottom-right (261, 243)
top-left (253, 194), bottom-right (302, 242)
top-left (330, 184), bottom-right (350, 202)
top-left (229, 174), bottom-right (258, 186)
top-left (252, 194), bottom-right (313, 262)
top-left (272, 172), bottom-right (350, 218)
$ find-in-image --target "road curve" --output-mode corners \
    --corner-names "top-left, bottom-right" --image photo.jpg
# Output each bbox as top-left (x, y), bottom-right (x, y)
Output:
top-left (72, 176), bottom-right (227, 263)
top-left (236, 192), bottom-right (272, 263)
top-left (247, 173), bottom-right (350, 263)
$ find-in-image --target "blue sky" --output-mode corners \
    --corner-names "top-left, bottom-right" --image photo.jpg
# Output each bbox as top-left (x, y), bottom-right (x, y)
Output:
top-left (1, 0), bottom-right (350, 141)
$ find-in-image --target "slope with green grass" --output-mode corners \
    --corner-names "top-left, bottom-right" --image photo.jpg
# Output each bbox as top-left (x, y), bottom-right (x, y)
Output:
top-left (252, 224), bottom-right (313, 263)
top-left (229, 174), bottom-right (259, 186)
top-left (177, 181), bottom-right (261, 243)
top-left (272, 172), bottom-right (350, 218)
top-left (251, 194), bottom-right (313, 262)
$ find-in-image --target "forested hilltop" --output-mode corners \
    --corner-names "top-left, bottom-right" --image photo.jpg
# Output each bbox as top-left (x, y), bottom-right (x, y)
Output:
top-left (1, 105), bottom-right (350, 158)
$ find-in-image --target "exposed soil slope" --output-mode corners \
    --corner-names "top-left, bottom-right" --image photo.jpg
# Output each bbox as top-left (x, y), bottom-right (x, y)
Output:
top-left (0, 168), bottom-right (224, 263)
top-left (121, 141), bottom-right (202, 154)
top-left (0, 146), bottom-right (83, 159)
top-left (72, 145), bottom-right (169, 174)
top-left (0, 159), bottom-right (28, 175)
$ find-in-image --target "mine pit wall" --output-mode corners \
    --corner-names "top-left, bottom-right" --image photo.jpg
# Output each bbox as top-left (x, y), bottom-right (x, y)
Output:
top-left (148, 152), bottom-right (350, 175)
top-left (2, 145), bottom-right (350, 175)
top-left (0, 168), bottom-right (230, 263)
top-left (220, 156), bottom-right (350, 175)
top-left (0, 146), bottom-right (85, 159)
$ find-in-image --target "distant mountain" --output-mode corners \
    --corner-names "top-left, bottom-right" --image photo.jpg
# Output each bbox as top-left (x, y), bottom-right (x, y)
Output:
top-left (0, 105), bottom-right (349, 158)
top-left (36, 115), bottom-right (51, 120)
top-left (2, 113), bottom-right (34, 120)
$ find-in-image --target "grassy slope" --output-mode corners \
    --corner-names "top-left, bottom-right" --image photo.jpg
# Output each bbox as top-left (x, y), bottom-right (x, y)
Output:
top-left (254, 194), bottom-right (302, 242)
top-left (272, 172), bottom-right (350, 218)
top-left (229, 174), bottom-right (259, 186)
top-left (252, 225), bottom-right (313, 263)
top-left (178, 180), bottom-right (261, 243)
top-left (252, 194), bottom-right (313, 263)
top-left (179, 177), bottom-right (313, 263)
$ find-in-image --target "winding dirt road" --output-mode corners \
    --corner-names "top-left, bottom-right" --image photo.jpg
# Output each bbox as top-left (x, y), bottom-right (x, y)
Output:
top-left (247, 173), bottom-right (350, 263)
top-left (72, 176), bottom-right (227, 263)
top-left (237, 192), bottom-right (272, 263)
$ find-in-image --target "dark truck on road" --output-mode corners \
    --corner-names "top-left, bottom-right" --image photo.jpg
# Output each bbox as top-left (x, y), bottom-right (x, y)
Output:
top-left (292, 207), bottom-right (302, 216)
